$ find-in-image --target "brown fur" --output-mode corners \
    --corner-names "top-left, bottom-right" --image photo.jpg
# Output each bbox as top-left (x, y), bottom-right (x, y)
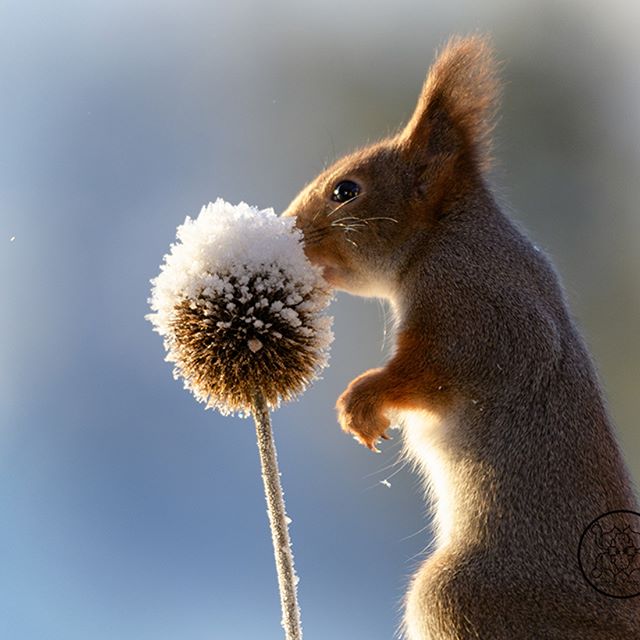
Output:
top-left (283, 35), bottom-right (640, 638)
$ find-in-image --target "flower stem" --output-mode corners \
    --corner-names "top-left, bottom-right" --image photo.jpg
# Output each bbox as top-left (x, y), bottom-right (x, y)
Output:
top-left (252, 391), bottom-right (303, 640)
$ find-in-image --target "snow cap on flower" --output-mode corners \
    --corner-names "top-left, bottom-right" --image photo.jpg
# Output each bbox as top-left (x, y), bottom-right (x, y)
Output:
top-left (147, 199), bottom-right (334, 416)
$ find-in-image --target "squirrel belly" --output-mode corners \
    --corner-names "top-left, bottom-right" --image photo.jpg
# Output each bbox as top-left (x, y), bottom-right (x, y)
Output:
top-left (398, 368), bottom-right (639, 639)
top-left (283, 34), bottom-right (640, 639)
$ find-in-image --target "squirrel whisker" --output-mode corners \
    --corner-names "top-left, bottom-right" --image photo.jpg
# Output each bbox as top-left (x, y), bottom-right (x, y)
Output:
top-left (361, 216), bottom-right (399, 224)
top-left (302, 227), bottom-right (331, 246)
top-left (326, 194), bottom-right (362, 218)
top-left (331, 219), bottom-right (368, 229)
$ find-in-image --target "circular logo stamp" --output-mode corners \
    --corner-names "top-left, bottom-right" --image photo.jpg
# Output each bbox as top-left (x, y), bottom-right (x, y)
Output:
top-left (578, 510), bottom-right (640, 598)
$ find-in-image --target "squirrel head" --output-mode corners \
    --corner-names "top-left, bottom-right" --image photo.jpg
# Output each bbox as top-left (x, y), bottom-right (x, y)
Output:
top-left (282, 35), bottom-right (500, 298)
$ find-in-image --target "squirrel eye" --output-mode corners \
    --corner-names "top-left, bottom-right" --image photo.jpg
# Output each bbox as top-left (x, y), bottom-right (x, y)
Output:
top-left (331, 180), bottom-right (361, 203)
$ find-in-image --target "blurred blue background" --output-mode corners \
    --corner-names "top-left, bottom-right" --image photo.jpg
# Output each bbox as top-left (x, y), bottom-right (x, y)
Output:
top-left (1, 1), bottom-right (639, 638)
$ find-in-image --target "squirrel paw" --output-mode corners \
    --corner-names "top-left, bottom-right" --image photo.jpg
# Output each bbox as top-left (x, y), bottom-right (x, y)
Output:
top-left (336, 369), bottom-right (391, 452)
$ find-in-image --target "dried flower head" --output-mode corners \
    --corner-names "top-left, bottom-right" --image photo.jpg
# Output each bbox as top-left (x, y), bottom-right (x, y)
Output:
top-left (147, 199), bottom-right (334, 416)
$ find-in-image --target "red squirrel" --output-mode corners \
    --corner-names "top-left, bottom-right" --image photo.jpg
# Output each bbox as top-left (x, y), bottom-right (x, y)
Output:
top-left (283, 35), bottom-right (640, 639)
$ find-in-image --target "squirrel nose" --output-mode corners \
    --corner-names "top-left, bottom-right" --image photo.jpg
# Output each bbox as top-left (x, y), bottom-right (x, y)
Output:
top-left (280, 206), bottom-right (307, 234)
top-left (280, 203), bottom-right (297, 219)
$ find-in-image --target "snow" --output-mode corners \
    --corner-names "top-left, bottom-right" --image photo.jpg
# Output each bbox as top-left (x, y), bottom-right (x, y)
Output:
top-left (149, 200), bottom-right (326, 313)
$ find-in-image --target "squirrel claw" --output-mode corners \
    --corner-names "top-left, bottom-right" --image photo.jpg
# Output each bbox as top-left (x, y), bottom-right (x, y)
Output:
top-left (353, 434), bottom-right (381, 453)
top-left (367, 439), bottom-right (382, 454)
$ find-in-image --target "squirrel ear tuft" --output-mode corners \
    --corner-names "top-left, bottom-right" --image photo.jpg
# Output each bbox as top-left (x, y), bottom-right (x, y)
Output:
top-left (399, 34), bottom-right (500, 173)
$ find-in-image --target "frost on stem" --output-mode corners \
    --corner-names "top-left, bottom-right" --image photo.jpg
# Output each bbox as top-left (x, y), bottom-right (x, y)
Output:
top-left (147, 199), bottom-right (334, 416)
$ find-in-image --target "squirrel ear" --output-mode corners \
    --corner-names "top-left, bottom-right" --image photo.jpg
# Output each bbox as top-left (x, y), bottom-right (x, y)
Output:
top-left (399, 35), bottom-right (500, 174)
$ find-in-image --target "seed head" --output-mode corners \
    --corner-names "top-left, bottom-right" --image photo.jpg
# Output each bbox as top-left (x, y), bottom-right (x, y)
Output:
top-left (147, 199), bottom-right (334, 416)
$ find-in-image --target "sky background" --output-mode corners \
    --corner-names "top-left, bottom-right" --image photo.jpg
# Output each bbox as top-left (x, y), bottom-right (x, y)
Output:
top-left (1, 1), bottom-right (639, 638)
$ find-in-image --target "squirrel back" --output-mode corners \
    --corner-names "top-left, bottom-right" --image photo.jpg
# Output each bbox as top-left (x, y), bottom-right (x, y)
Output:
top-left (283, 35), bottom-right (640, 639)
